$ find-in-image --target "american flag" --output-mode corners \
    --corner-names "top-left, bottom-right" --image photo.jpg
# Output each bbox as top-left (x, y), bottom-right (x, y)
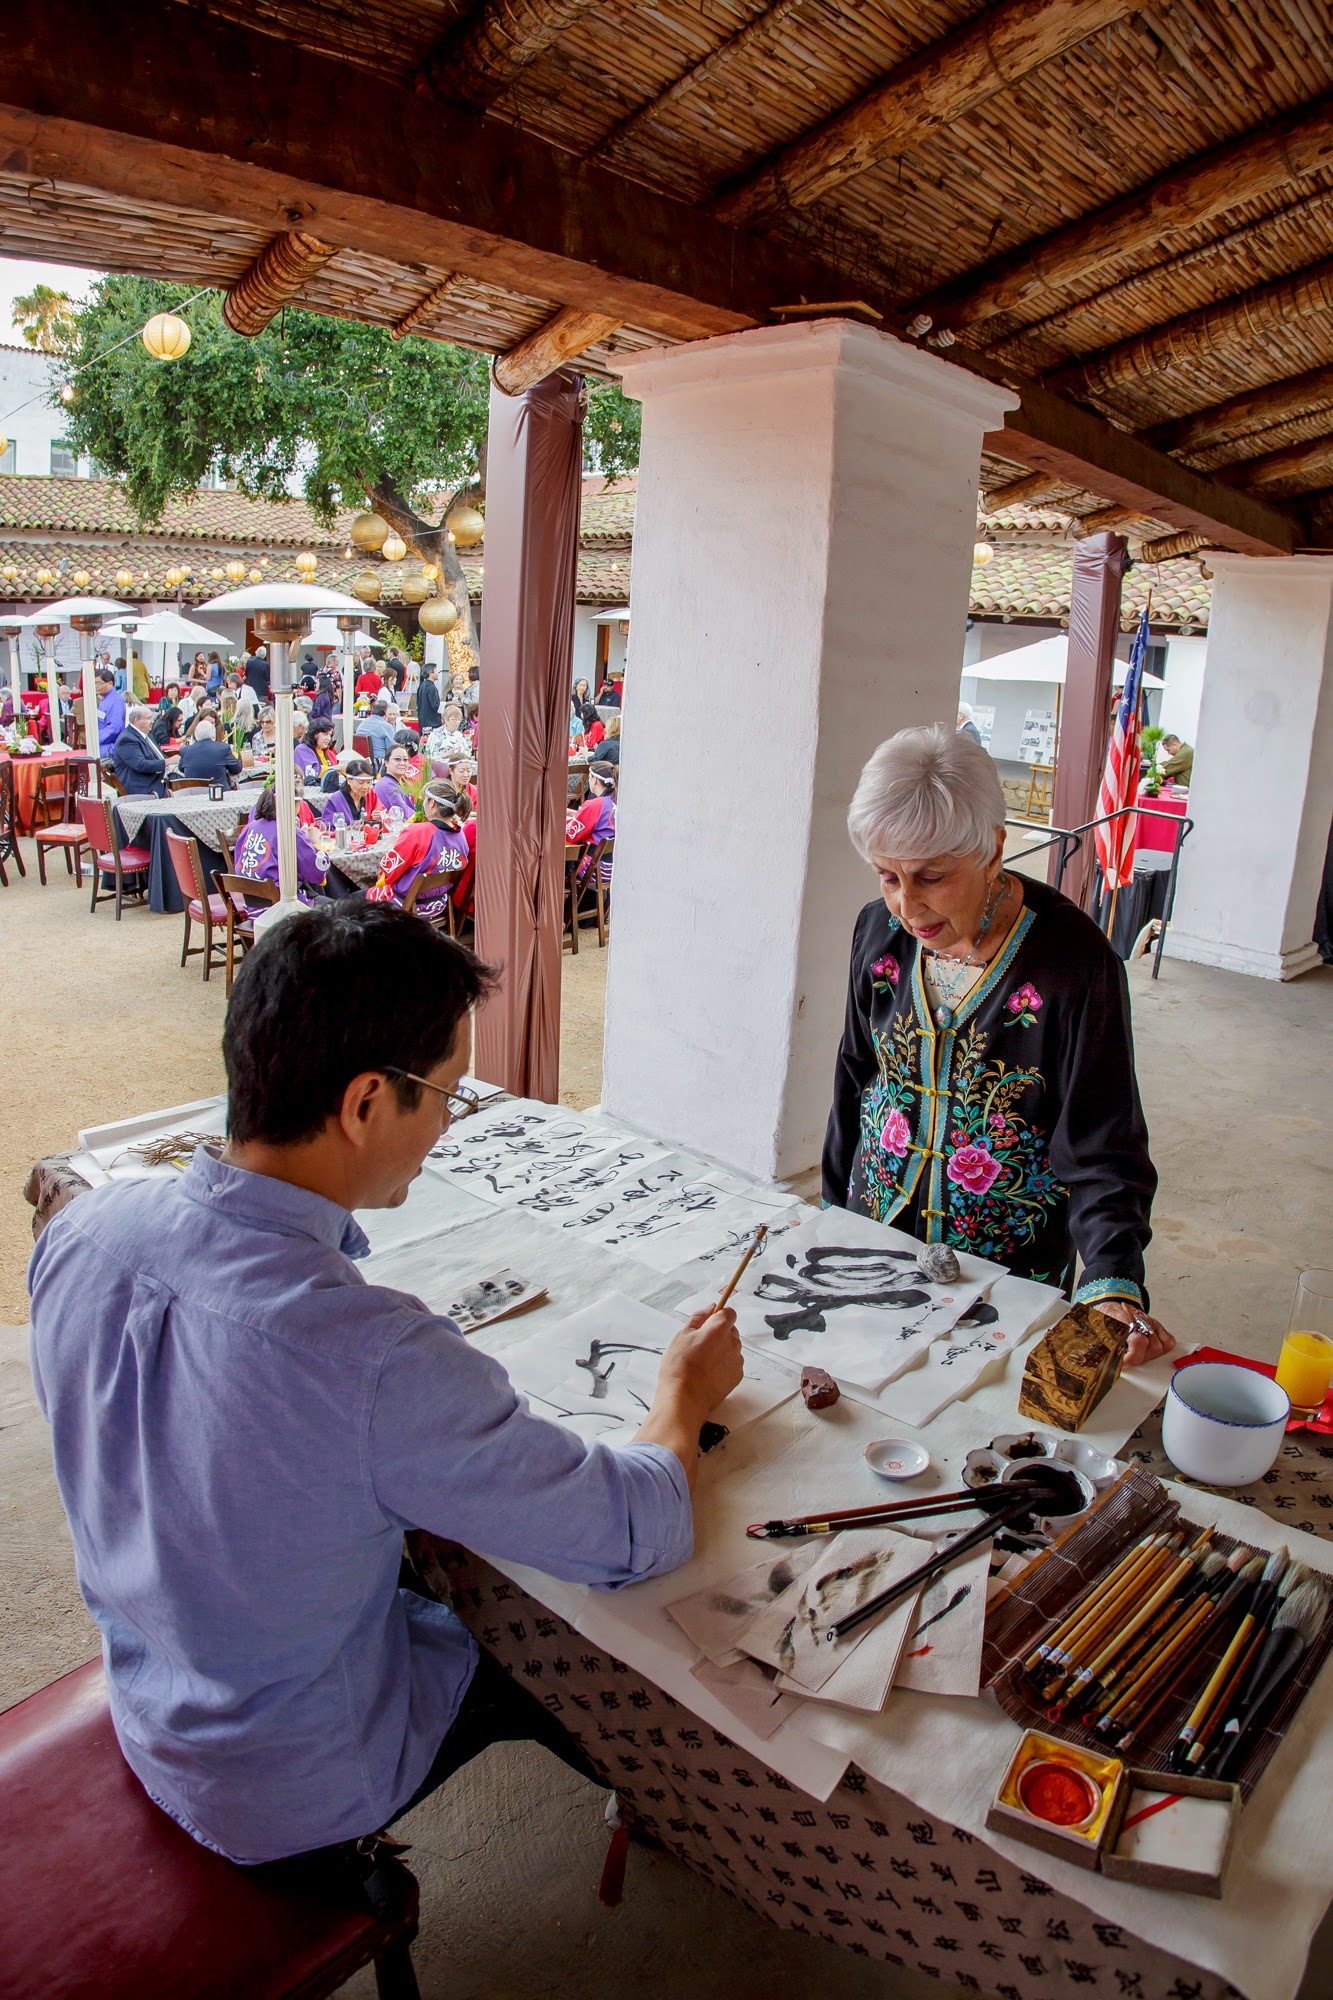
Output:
top-left (1093, 606), bottom-right (1150, 893)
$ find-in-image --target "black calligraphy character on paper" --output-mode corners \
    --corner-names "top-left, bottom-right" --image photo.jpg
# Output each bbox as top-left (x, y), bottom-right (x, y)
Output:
top-left (574, 1339), bottom-right (665, 1399)
top-left (754, 1246), bottom-right (931, 1340)
top-left (563, 1201), bottom-right (616, 1230)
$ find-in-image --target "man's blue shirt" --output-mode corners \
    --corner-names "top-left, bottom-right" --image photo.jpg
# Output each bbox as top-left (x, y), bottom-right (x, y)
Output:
top-left (28, 1148), bottom-right (691, 1863)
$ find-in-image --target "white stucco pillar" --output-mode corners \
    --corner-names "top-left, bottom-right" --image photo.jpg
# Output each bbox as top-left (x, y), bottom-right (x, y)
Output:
top-left (601, 319), bottom-right (1016, 1181)
top-left (1167, 555), bottom-right (1333, 982)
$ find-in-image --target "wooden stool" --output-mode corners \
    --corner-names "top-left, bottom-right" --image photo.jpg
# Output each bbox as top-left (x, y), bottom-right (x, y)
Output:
top-left (0, 1661), bottom-right (421, 1999)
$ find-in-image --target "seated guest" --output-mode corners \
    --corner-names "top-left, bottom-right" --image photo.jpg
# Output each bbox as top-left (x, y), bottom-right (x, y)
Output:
top-left (293, 714), bottom-right (321, 783)
top-left (150, 702), bottom-right (182, 748)
top-left (96, 668), bottom-right (126, 759)
top-left (361, 698), bottom-right (396, 765)
top-left (595, 675), bottom-right (621, 708)
top-left (596, 714), bottom-right (621, 768)
top-left (572, 677), bottom-right (593, 712)
top-left (182, 700), bottom-right (220, 743)
top-left (28, 905), bottom-right (737, 1871)
top-left (235, 783), bottom-right (328, 912)
top-left (177, 717), bottom-right (242, 787)
top-left (566, 763), bottom-right (616, 888)
top-left (425, 704), bottom-right (471, 766)
top-left (585, 712), bottom-right (605, 750)
top-left (366, 782), bottom-right (469, 920)
top-left (305, 716), bottom-right (338, 778)
top-left (448, 756), bottom-right (477, 807)
top-left (1158, 733), bottom-right (1194, 785)
top-left (320, 758), bottom-right (377, 830)
top-left (374, 743), bottom-right (417, 820)
top-left (395, 728), bottom-right (425, 783)
top-left (113, 706), bottom-right (168, 797)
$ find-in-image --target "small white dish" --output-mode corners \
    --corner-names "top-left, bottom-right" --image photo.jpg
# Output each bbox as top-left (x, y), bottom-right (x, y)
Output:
top-left (865, 1437), bottom-right (930, 1481)
top-left (1162, 1362), bottom-right (1290, 1487)
top-left (963, 1447), bottom-right (1006, 1490)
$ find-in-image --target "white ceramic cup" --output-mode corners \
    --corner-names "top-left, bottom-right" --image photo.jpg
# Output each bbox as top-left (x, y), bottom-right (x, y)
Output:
top-left (1162, 1362), bottom-right (1290, 1487)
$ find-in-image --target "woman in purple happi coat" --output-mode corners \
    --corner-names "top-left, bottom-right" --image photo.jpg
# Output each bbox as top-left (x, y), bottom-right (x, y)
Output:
top-left (235, 785), bottom-right (328, 915)
top-left (320, 760), bottom-right (376, 830)
top-left (373, 744), bottom-right (417, 821)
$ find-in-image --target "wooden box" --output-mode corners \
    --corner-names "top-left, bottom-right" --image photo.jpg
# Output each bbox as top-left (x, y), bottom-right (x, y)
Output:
top-left (1017, 1304), bottom-right (1128, 1432)
top-left (1100, 1769), bottom-right (1241, 1898)
top-left (985, 1729), bottom-right (1127, 1872)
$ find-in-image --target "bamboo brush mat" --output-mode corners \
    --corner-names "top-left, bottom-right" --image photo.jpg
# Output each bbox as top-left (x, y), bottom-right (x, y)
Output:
top-left (981, 1468), bottom-right (1333, 1798)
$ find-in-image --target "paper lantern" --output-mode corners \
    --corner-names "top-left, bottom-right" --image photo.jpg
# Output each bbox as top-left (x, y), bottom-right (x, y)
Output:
top-left (35, 566), bottom-right (53, 584)
top-left (165, 566), bottom-right (184, 587)
top-left (418, 595), bottom-right (459, 636)
top-left (141, 311), bottom-right (192, 361)
top-left (226, 559), bottom-right (246, 582)
top-left (115, 567), bottom-right (134, 589)
top-left (445, 502), bottom-right (484, 547)
top-left (350, 511), bottom-right (389, 550)
top-left (72, 568), bottom-right (90, 587)
top-left (60, 383), bottom-right (76, 404)
top-left (295, 550), bottom-right (318, 576)
top-left (352, 570), bottom-right (382, 603)
top-left (381, 533), bottom-right (407, 563)
top-left (399, 569), bottom-right (431, 604)
top-left (249, 567), bottom-right (263, 582)
top-left (211, 566), bottom-right (224, 579)
top-left (973, 541), bottom-right (994, 566)
top-left (421, 561), bottom-right (440, 581)
top-left (2, 564), bottom-right (17, 580)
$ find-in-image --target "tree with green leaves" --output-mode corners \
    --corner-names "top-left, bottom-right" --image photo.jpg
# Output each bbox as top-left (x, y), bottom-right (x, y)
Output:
top-left (12, 283), bottom-right (77, 352)
top-left (56, 276), bottom-right (641, 674)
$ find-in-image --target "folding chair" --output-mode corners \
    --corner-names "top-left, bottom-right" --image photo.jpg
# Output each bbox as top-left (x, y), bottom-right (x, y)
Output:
top-left (165, 827), bottom-right (228, 980)
top-left (77, 794), bottom-right (151, 919)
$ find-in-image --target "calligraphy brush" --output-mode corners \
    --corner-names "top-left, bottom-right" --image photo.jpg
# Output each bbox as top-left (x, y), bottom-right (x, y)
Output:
top-left (823, 1489), bottom-right (1036, 1643)
top-left (1212, 1577), bottom-right (1332, 1781)
top-left (1092, 1560), bottom-right (1237, 1731)
top-left (1169, 1554), bottom-right (1271, 1765)
top-left (1185, 1628), bottom-right (1265, 1767)
top-left (712, 1224), bottom-right (767, 1310)
top-left (1071, 1553), bottom-right (1230, 1724)
top-left (1035, 1537), bottom-right (1183, 1698)
top-left (1046, 1530), bottom-right (1212, 1711)
top-left (750, 1484), bottom-right (1019, 1541)
top-left (1024, 1533), bottom-right (1169, 1679)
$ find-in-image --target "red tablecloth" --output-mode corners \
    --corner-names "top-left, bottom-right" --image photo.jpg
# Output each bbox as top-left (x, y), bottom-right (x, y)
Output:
top-left (1135, 788), bottom-right (1187, 853)
top-left (8, 749), bottom-right (96, 833)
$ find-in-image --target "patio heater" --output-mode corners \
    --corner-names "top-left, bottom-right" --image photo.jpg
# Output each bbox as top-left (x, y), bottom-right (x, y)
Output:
top-left (338, 613), bottom-right (360, 753)
top-left (197, 581), bottom-right (372, 916)
top-left (33, 596), bottom-right (134, 756)
top-left (33, 622), bottom-right (66, 750)
top-left (1, 621), bottom-right (22, 716)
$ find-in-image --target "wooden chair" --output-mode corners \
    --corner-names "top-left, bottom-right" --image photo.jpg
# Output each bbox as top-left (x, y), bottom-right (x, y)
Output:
top-left (567, 769), bottom-right (588, 808)
top-left (0, 1660), bottom-right (421, 2000)
top-left (588, 836), bottom-right (614, 948)
top-left (0, 757), bottom-right (25, 887)
top-left (217, 825), bottom-right (237, 871)
top-left (563, 843), bottom-right (585, 955)
top-left (32, 757), bottom-right (73, 832)
top-left (34, 759), bottom-right (92, 887)
top-left (403, 865), bottom-right (458, 935)
top-left (165, 827), bottom-right (228, 981)
top-left (214, 872), bottom-right (280, 995)
top-left (169, 773), bottom-right (212, 791)
top-left (77, 794), bottom-right (151, 919)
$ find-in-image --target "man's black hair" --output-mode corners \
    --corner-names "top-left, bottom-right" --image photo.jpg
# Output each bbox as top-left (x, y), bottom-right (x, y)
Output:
top-left (224, 902), bottom-right (496, 1146)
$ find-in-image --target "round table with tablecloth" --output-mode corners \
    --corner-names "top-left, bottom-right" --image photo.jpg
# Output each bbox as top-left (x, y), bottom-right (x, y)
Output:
top-left (7, 749), bottom-right (98, 833)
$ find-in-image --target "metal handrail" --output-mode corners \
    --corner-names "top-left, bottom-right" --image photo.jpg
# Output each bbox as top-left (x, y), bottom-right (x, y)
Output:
top-left (1005, 801), bottom-right (1194, 980)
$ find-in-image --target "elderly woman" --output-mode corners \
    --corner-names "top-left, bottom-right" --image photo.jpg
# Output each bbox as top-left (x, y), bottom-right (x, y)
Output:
top-left (823, 724), bottom-right (1173, 1368)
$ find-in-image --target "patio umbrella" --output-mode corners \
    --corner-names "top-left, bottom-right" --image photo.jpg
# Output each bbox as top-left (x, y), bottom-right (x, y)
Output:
top-left (28, 596), bottom-right (134, 755)
top-left (197, 581), bottom-right (372, 913)
top-left (98, 610), bottom-right (233, 650)
top-left (966, 635), bottom-right (1166, 688)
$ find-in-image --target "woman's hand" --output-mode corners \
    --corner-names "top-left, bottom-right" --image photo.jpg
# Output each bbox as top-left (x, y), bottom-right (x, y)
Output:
top-left (1099, 1298), bottom-right (1176, 1368)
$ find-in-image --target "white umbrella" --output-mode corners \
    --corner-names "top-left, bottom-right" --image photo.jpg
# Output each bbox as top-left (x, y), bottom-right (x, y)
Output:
top-left (98, 609), bottom-right (234, 650)
top-left (197, 583), bottom-right (375, 914)
top-left (967, 635), bottom-right (1165, 688)
top-left (29, 595), bottom-right (135, 754)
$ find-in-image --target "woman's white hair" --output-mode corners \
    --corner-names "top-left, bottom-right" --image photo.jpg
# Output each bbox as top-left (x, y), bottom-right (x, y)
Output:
top-left (848, 723), bottom-right (1006, 863)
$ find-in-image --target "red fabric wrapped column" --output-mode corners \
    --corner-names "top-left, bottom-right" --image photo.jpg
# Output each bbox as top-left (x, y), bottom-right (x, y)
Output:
top-left (473, 369), bottom-right (585, 1098)
top-left (1051, 531), bottom-right (1128, 907)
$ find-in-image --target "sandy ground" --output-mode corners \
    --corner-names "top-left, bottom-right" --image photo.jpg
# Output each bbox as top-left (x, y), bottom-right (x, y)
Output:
top-left (0, 855), bottom-right (609, 1325)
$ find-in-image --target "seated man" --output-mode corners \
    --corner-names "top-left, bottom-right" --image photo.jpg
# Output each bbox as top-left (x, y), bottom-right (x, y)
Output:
top-left (112, 705), bottom-right (168, 796)
top-left (361, 698), bottom-right (396, 765)
top-left (1158, 733), bottom-right (1194, 785)
top-left (177, 716), bottom-right (242, 788)
top-left (29, 904), bottom-right (738, 1869)
top-left (96, 667), bottom-right (126, 759)
top-left (366, 781), bottom-right (469, 919)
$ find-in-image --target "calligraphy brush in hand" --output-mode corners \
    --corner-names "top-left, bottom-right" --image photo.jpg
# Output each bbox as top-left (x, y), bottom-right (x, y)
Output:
top-left (1211, 1577), bottom-right (1331, 1780)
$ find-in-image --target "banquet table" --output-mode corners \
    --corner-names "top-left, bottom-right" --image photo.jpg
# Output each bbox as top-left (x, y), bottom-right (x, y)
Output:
top-left (8, 748), bottom-right (98, 833)
top-left (49, 1096), bottom-right (1333, 2000)
top-left (114, 784), bottom-right (266, 913)
top-left (1136, 789), bottom-right (1189, 854)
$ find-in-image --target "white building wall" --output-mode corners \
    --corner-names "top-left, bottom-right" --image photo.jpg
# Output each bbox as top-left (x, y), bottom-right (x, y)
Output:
top-left (1158, 635), bottom-right (1207, 744)
top-left (0, 345), bottom-right (89, 476)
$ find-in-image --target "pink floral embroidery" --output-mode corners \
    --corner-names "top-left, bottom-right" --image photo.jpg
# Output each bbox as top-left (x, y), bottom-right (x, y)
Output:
top-left (870, 953), bottom-right (900, 993)
top-left (1006, 982), bottom-right (1042, 1027)
top-left (989, 1114), bottom-right (1013, 1141)
top-left (880, 1109), bottom-right (911, 1158)
top-left (947, 1142), bottom-right (1002, 1196)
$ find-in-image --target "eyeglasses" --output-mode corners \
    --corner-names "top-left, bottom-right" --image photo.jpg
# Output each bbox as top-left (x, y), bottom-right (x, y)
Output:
top-left (381, 1068), bottom-right (480, 1120)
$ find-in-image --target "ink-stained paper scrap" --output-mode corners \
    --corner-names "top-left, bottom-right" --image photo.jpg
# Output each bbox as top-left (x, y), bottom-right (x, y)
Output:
top-left (892, 1545), bottom-right (990, 1698)
top-left (443, 1269), bottom-right (547, 1335)
top-left (501, 1292), bottom-right (797, 1444)
top-left (870, 1272), bottom-right (1067, 1428)
top-left (685, 1207), bottom-right (985, 1394)
top-left (690, 1655), bottom-right (805, 1741)
top-left (665, 1544), bottom-right (825, 1667)
top-left (736, 1529), bottom-right (926, 1710)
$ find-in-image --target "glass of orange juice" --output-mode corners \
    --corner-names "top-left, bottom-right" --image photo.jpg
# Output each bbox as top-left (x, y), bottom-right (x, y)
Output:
top-left (1276, 1271), bottom-right (1333, 1420)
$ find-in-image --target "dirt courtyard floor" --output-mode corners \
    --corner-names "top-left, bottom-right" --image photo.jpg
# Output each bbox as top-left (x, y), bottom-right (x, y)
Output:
top-left (0, 855), bottom-right (608, 1325)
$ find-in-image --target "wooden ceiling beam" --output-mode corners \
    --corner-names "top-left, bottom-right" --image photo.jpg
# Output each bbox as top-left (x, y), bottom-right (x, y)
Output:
top-left (417, 0), bottom-right (602, 113)
top-left (1145, 361), bottom-right (1333, 458)
top-left (0, 0), bottom-right (1300, 556)
top-left (594, 0), bottom-right (808, 166)
top-left (982, 470), bottom-right (1071, 511)
top-left (1225, 429), bottom-right (1333, 496)
top-left (493, 305), bottom-right (623, 393)
top-left (221, 229), bottom-right (337, 336)
top-left (916, 93), bottom-right (1333, 340)
top-left (712, 0), bottom-right (1137, 231)
top-left (1047, 257), bottom-right (1333, 405)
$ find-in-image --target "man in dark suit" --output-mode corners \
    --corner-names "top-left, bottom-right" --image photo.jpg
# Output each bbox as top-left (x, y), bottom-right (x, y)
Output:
top-left (244, 647), bottom-right (271, 703)
top-left (416, 660), bottom-right (443, 736)
top-left (113, 707), bottom-right (169, 797)
top-left (177, 719), bottom-right (242, 788)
